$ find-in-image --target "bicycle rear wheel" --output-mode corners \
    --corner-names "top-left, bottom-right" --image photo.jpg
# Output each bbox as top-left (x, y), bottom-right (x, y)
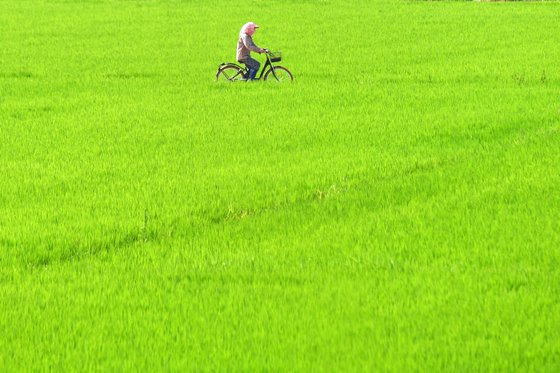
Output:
top-left (264, 66), bottom-right (293, 82)
top-left (216, 65), bottom-right (244, 81)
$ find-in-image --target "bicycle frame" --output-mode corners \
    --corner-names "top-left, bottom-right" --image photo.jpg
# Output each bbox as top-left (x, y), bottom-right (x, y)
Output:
top-left (257, 53), bottom-right (278, 80)
top-left (217, 52), bottom-right (283, 81)
top-left (241, 53), bottom-right (278, 81)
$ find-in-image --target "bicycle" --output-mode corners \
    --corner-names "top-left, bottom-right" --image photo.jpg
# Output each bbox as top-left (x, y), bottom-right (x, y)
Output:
top-left (216, 51), bottom-right (293, 82)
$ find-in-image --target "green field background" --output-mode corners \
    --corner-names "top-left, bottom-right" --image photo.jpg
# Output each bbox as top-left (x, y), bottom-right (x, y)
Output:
top-left (1, 0), bottom-right (560, 370)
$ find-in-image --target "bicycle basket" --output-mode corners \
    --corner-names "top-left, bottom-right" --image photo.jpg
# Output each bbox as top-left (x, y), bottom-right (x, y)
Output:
top-left (269, 51), bottom-right (282, 62)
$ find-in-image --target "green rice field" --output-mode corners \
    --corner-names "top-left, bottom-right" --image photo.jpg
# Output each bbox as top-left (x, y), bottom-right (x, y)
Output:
top-left (1, 0), bottom-right (560, 370)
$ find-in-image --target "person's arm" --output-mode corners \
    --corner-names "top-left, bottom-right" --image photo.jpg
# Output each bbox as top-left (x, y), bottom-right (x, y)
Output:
top-left (242, 35), bottom-right (266, 53)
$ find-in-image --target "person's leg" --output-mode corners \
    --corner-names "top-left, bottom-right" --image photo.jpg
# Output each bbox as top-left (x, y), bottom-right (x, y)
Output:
top-left (239, 58), bottom-right (261, 80)
top-left (245, 58), bottom-right (261, 80)
top-left (239, 59), bottom-right (252, 80)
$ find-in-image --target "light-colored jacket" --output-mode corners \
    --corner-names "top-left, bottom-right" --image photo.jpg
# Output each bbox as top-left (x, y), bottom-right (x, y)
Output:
top-left (237, 34), bottom-right (262, 61)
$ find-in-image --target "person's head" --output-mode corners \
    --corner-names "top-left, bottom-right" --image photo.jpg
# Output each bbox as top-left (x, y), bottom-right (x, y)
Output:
top-left (240, 22), bottom-right (259, 37)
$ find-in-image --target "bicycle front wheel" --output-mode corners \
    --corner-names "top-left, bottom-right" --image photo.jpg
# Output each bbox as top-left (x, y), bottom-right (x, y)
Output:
top-left (216, 65), bottom-right (244, 81)
top-left (263, 66), bottom-right (293, 82)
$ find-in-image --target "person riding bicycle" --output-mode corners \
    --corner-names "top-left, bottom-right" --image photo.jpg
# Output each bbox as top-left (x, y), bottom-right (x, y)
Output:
top-left (237, 22), bottom-right (267, 81)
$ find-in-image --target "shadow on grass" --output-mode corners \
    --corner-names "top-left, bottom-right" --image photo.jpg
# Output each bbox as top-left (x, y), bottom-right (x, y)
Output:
top-left (27, 228), bottom-right (159, 269)
top-left (0, 72), bottom-right (33, 79)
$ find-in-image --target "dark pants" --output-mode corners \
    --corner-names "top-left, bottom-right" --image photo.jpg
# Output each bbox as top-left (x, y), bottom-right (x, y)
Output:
top-left (239, 57), bottom-right (260, 80)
